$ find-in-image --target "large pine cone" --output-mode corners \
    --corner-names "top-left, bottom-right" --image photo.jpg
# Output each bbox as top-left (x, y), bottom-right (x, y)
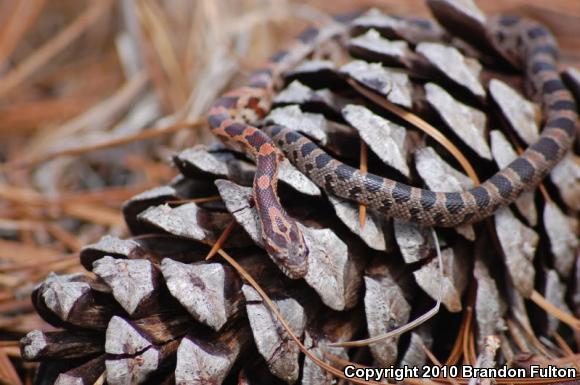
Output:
top-left (21, 2), bottom-right (579, 385)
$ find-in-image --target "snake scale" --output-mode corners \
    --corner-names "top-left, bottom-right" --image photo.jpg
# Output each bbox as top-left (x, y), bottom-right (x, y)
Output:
top-left (208, 0), bottom-right (578, 279)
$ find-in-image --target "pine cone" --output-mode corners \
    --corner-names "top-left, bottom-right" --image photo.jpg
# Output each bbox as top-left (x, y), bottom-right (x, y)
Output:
top-left (21, 2), bottom-right (579, 385)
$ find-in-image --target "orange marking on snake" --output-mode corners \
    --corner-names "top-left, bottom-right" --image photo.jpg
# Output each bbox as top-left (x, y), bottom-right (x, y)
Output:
top-left (258, 143), bottom-right (276, 156)
top-left (257, 175), bottom-right (271, 190)
top-left (267, 206), bottom-right (293, 243)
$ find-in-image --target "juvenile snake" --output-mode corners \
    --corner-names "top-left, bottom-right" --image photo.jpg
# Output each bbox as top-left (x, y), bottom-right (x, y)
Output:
top-left (208, 0), bottom-right (577, 278)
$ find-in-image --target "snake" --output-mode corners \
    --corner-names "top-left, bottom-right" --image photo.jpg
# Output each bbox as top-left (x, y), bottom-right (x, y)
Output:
top-left (207, 0), bottom-right (578, 279)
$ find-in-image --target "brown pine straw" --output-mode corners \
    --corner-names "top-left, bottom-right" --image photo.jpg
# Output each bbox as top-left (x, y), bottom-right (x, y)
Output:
top-left (136, 0), bottom-right (189, 109)
top-left (0, 185), bottom-right (152, 208)
top-left (530, 290), bottom-right (580, 330)
top-left (46, 223), bottom-right (82, 252)
top-left (468, 325), bottom-right (477, 364)
top-left (446, 331), bottom-right (464, 365)
top-left (1, 119), bottom-right (204, 172)
top-left (553, 332), bottom-right (580, 371)
top-left (93, 373), bottom-right (106, 385)
top-left (0, 0), bottom-right (114, 99)
top-left (521, 321), bottom-right (556, 360)
top-left (448, 282), bottom-right (474, 365)
top-left (0, 0), bottom-right (47, 69)
top-left (166, 196), bottom-right (223, 205)
top-left (206, 219), bottom-right (236, 260)
top-left (0, 184), bottom-right (154, 228)
top-left (553, 352), bottom-right (580, 366)
top-left (536, 175), bottom-right (551, 202)
top-left (462, 305), bottom-right (476, 365)
top-left (507, 318), bottom-right (553, 361)
top-left (421, 341), bottom-right (443, 366)
top-left (358, 140), bottom-right (368, 228)
top-left (507, 318), bottom-right (532, 353)
top-left (0, 253), bottom-right (77, 273)
top-left (62, 203), bottom-right (125, 228)
top-left (0, 347), bottom-right (22, 385)
top-left (28, 258), bottom-right (83, 283)
top-left (419, 343), bottom-right (461, 385)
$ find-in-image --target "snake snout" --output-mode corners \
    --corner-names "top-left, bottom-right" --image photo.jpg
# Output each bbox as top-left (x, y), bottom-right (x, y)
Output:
top-left (265, 229), bottom-right (309, 280)
top-left (287, 238), bottom-right (309, 276)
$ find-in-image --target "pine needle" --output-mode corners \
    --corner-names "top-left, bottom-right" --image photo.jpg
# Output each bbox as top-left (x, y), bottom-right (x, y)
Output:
top-left (2, 119), bottom-right (203, 171)
top-left (206, 220), bottom-right (236, 260)
top-left (347, 79), bottom-right (480, 184)
top-left (530, 290), bottom-right (580, 330)
top-left (0, 0), bottom-right (114, 98)
top-left (358, 140), bottom-right (368, 229)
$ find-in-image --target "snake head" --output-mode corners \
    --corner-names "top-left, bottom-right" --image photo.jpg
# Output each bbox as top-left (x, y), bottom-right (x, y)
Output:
top-left (263, 220), bottom-right (309, 280)
top-left (254, 149), bottom-right (309, 279)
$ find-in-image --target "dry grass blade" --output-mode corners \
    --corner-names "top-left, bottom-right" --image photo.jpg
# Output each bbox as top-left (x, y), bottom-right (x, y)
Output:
top-left (56, 185), bottom-right (155, 205)
top-left (0, 348), bottom-right (22, 385)
top-left (0, 239), bottom-right (61, 264)
top-left (0, 253), bottom-right (77, 273)
top-left (166, 196), bottom-right (222, 205)
top-left (530, 290), bottom-right (580, 330)
top-left (0, 0), bottom-right (114, 98)
top-left (552, 333), bottom-right (580, 370)
top-left (2, 119), bottom-right (202, 171)
top-left (553, 352), bottom-right (580, 366)
top-left (358, 140), bottom-right (368, 229)
top-left (206, 219), bottom-right (236, 260)
top-left (467, 319), bottom-right (477, 364)
top-left (420, 342), bottom-right (442, 366)
top-left (93, 372), bottom-right (106, 385)
top-left (0, 219), bottom-right (43, 232)
top-left (137, 0), bottom-right (188, 108)
top-left (462, 303), bottom-right (475, 365)
top-left (0, 0), bottom-right (46, 69)
top-left (419, 343), bottom-right (461, 385)
top-left (445, 300), bottom-right (473, 366)
top-left (347, 79), bottom-right (480, 184)
top-left (20, 70), bottom-right (149, 156)
top-left (62, 203), bottom-right (125, 228)
top-left (330, 229), bottom-right (442, 347)
top-left (46, 224), bottom-right (82, 252)
top-left (0, 184), bottom-right (149, 208)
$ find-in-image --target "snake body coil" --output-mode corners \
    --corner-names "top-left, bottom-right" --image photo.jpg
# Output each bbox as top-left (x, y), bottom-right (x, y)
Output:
top-left (208, 1), bottom-right (577, 278)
